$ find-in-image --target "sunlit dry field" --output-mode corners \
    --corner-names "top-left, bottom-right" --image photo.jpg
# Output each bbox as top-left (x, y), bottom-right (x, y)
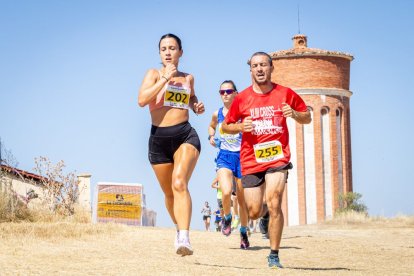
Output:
top-left (1, 216), bottom-right (413, 275)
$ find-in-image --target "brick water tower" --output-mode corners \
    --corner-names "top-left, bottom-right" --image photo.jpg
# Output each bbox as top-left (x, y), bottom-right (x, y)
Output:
top-left (269, 34), bottom-right (354, 225)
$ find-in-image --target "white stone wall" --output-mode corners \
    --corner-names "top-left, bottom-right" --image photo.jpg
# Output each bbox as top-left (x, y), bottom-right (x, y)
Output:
top-left (304, 109), bottom-right (317, 224)
top-left (321, 108), bottom-right (333, 218)
top-left (77, 173), bottom-right (91, 212)
top-left (287, 118), bottom-right (300, 226)
top-left (1, 174), bottom-right (46, 207)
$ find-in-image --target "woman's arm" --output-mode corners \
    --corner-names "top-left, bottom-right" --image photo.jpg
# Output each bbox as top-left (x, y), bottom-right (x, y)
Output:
top-left (208, 111), bottom-right (218, 147)
top-left (138, 64), bottom-right (177, 107)
top-left (138, 69), bottom-right (167, 107)
top-left (188, 74), bottom-right (205, 114)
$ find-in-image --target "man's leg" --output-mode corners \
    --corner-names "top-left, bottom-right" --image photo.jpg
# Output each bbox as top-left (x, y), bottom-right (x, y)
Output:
top-left (231, 194), bottom-right (240, 230)
top-left (206, 216), bottom-right (211, 231)
top-left (264, 170), bottom-right (287, 268)
top-left (243, 184), bottom-right (265, 220)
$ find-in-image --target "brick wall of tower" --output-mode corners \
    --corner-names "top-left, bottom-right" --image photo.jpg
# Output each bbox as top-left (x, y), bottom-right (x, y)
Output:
top-left (271, 54), bottom-right (353, 225)
top-left (297, 95), bottom-right (352, 221)
top-left (271, 56), bottom-right (351, 90)
top-left (344, 103), bottom-right (353, 193)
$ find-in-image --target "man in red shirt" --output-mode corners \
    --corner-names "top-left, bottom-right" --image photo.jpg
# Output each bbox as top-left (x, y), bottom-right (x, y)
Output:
top-left (222, 52), bottom-right (311, 269)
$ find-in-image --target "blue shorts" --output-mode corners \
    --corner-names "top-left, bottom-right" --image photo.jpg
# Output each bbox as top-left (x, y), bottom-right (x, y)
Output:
top-left (215, 150), bottom-right (241, 179)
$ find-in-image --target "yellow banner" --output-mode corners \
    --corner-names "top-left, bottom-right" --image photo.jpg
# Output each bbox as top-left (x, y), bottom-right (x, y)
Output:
top-left (98, 193), bottom-right (141, 205)
top-left (97, 193), bottom-right (141, 219)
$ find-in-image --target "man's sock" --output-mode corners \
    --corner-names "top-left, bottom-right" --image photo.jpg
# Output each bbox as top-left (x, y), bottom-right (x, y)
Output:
top-left (270, 249), bottom-right (279, 256)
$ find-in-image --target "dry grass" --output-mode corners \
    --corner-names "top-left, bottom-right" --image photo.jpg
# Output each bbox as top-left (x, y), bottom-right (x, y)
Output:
top-left (0, 208), bottom-right (119, 240)
top-left (0, 221), bottom-right (126, 240)
top-left (0, 191), bottom-right (35, 222)
top-left (325, 211), bottom-right (414, 228)
top-left (0, 215), bottom-right (413, 275)
top-left (0, 190), bottom-right (92, 224)
top-left (27, 205), bottom-right (93, 224)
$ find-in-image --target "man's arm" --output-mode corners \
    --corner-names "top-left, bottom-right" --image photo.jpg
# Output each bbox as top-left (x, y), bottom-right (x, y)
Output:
top-left (222, 116), bottom-right (254, 134)
top-left (292, 109), bottom-right (312, 124)
top-left (282, 103), bottom-right (312, 124)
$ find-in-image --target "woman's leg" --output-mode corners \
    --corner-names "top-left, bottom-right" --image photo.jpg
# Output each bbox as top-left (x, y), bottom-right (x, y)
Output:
top-left (217, 168), bottom-right (233, 219)
top-left (151, 163), bottom-right (175, 224)
top-left (172, 143), bottom-right (199, 230)
top-left (236, 178), bottom-right (248, 230)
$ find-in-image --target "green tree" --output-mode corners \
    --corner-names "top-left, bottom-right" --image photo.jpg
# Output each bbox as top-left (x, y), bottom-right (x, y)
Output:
top-left (337, 192), bottom-right (368, 214)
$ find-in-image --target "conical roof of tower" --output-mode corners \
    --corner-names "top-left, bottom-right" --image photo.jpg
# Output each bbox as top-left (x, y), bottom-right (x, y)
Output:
top-left (269, 34), bottom-right (354, 61)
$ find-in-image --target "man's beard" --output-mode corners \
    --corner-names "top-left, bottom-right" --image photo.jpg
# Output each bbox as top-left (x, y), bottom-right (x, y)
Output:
top-left (254, 77), bottom-right (268, 84)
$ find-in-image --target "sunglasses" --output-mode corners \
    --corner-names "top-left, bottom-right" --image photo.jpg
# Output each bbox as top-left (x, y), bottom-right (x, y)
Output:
top-left (219, 89), bottom-right (235, 95)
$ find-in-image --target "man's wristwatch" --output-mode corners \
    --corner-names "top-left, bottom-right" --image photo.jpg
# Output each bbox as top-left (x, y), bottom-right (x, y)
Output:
top-left (208, 135), bottom-right (214, 141)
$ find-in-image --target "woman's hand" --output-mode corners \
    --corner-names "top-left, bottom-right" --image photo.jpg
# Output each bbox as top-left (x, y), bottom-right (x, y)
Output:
top-left (193, 101), bottom-right (205, 115)
top-left (163, 63), bottom-right (177, 80)
top-left (209, 136), bottom-right (216, 147)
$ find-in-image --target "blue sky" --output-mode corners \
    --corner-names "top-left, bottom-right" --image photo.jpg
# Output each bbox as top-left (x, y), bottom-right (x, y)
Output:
top-left (1, 0), bottom-right (413, 230)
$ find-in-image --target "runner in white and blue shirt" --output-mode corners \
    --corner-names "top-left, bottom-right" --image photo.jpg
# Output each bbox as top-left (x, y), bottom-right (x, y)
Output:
top-left (216, 106), bottom-right (242, 177)
top-left (207, 80), bottom-right (250, 249)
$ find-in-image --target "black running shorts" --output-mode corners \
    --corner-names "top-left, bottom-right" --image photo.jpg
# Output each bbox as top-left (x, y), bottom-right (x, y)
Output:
top-left (148, 121), bottom-right (201, 164)
top-left (241, 162), bottom-right (293, 188)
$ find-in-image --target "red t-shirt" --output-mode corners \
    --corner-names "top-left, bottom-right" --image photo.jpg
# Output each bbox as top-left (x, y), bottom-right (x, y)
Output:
top-left (225, 83), bottom-right (308, 175)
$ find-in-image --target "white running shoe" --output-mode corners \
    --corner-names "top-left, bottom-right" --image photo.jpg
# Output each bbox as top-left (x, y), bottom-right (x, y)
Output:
top-left (175, 237), bottom-right (193, 256)
top-left (174, 231), bottom-right (179, 249)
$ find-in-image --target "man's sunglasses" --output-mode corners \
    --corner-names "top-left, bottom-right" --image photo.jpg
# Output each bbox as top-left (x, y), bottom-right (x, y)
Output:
top-left (219, 89), bottom-right (235, 95)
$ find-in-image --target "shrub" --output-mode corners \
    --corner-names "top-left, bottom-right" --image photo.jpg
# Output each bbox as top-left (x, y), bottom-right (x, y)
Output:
top-left (336, 192), bottom-right (368, 214)
top-left (34, 156), bottom-right (79, 216)
top-left (0, 188), bottom-right (35, 222)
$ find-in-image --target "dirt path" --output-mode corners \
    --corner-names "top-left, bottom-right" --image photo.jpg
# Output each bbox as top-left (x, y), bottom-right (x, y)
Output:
top-left (1, 222), bottom-right (413, 275)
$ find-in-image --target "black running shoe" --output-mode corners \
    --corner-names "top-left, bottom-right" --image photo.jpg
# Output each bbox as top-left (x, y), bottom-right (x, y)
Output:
top-left (240, 232), bottom-right (250, 249)
top-left (221, 217), bottom-right (232, 236)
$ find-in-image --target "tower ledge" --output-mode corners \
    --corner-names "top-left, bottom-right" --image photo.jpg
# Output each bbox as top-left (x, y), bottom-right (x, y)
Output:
top-left (270, 34), bottom-right (354, 61)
